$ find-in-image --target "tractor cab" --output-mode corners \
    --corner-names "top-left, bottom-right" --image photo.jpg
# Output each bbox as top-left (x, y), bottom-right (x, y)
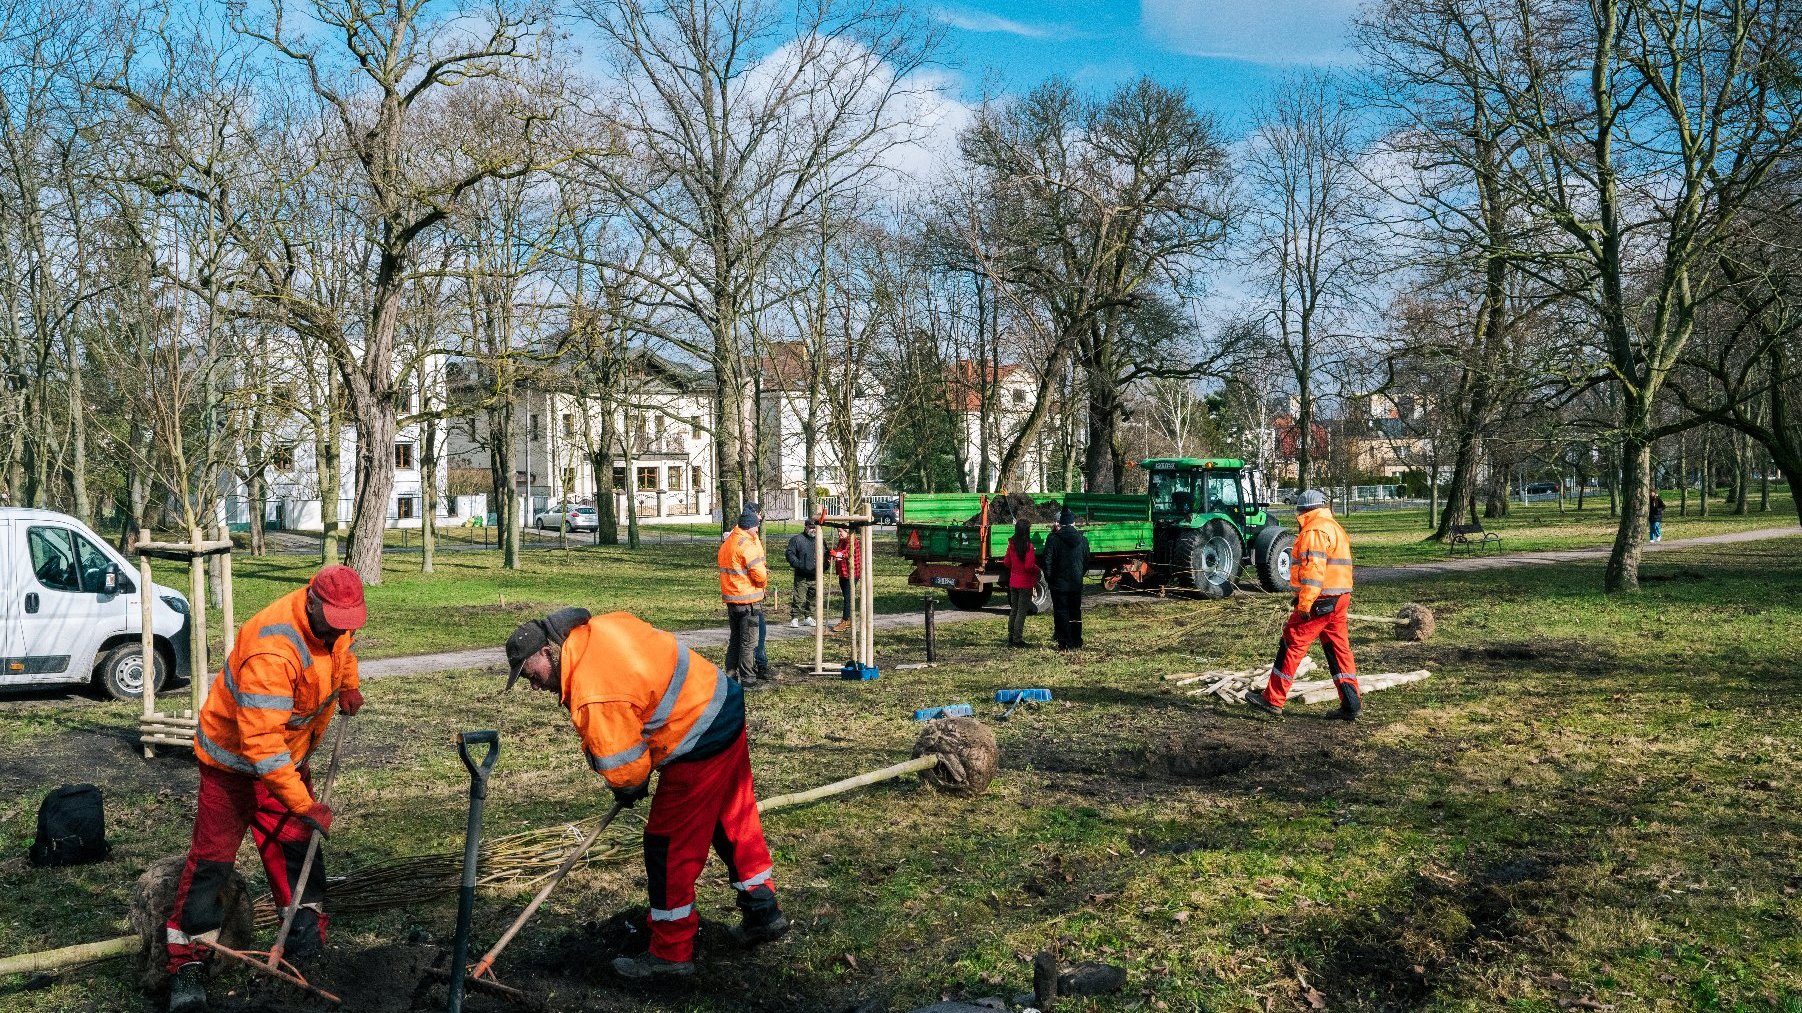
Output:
top-left (1141, 458), bottom-right (1288, 598)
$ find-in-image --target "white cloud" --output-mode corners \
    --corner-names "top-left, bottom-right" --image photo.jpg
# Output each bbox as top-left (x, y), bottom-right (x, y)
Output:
top-left (933, 6), bottom-right (1078, 41)
top-left (1140, 0), bottom-right (1361, 64)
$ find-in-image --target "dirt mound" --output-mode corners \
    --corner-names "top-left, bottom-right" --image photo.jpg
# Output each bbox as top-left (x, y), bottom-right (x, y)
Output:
top-left (531, 906), bottom-right (732, 983)
top-left (914, 717), bottom-right (1000, 796)
top-left (974, 493), bottom-right (1063, 526)
top-left (130, 854), bottom-right (256, 992)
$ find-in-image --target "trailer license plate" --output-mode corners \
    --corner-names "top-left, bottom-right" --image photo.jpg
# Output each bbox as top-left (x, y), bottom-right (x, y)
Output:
top-left (932, 576), bottom-right (957, 587)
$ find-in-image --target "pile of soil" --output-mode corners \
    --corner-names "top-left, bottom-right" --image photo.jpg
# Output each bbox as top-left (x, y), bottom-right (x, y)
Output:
top-left (530, 907), bottom-right (732, 983)
top-left (973, 493), bottom-right (1063, 526)
top-left (913, 717), bottom-right (999, 796)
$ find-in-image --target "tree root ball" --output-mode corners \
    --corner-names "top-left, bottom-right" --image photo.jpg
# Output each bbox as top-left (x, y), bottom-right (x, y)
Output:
top-left (129, 854), bottom-right (255, 992)
top-left (1396, 602), bottom-right (1436, 642)
top-left (912, 716), bottom-right (999, 796)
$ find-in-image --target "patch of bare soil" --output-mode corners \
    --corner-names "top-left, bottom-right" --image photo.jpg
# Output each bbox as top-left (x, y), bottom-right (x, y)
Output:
top-left (1302, 851), bottom-right (1564, 1009)
top-left (0, 723), bottom-right (197, 799)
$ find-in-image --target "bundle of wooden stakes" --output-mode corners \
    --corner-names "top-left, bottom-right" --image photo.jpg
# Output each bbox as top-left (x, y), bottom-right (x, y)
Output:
top-left (1164, 657), bottom-right (1432, 705)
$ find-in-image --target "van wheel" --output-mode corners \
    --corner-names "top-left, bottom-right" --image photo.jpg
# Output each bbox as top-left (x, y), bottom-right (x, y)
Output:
top-left (96, 644), bottom-right (167, 701)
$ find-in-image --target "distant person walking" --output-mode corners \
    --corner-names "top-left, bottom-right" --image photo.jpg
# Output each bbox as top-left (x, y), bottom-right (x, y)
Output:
top-left (829, 528), bottom-right (859, 634)
top-left (784, 518), bottom-right (820, 628)
top-left (1041, 507), bottom-right (1089, 650)
top-left (717, 505), bottom-right (768, 686)
top-left (1248, 489), bottom-right (1360, 720)
top-left (1001, 519), bottom-right (1041, 648)
top-left (1649, 491), bottom-right (1665, 543)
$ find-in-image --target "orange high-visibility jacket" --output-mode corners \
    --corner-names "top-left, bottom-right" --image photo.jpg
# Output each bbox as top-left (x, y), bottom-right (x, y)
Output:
top-left (561, 612), bottom-right (737, 789)
top-left (194, 588), bottom-right (359, 813)
top-left (1290, 506), bottom-right (1354, 612)
top-left (718, 526), bottom-right (768, 605)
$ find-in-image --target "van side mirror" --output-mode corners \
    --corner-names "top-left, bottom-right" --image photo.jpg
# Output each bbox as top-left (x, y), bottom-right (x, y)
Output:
top-left (104, 568), bottom-right (118, 594)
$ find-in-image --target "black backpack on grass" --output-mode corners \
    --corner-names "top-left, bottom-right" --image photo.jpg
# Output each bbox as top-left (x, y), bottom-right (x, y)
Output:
top-left (29, 783), bottom-right (110, 867)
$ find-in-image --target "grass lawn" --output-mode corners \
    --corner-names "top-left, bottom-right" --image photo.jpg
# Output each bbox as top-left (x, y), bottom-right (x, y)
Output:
top-left (1330, 489), bottom-right (1794, 567)
top-left (3, 537), bottom-right (1800, 1010)
top-left (146, 538), bottom-right (926, 662)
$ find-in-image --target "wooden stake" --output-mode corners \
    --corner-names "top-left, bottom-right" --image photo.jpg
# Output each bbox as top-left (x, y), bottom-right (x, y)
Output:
top-left (139, 554), bottom-right (156, 760)
top-left (0, 935), bottom-right (137, 976)
top-left (757, 755), bottom-right (937, 814)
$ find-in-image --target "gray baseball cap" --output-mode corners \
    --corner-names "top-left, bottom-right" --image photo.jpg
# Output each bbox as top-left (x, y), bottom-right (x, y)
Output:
top-left (1296, 489), bottom-right (1328, 513)
top-left (504, 607), bottom-right (592, 689)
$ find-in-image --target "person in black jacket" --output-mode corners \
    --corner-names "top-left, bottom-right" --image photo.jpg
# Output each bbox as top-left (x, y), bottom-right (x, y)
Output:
top-left (784, 518), bottom-right (820, 627)
top-left (1041, 506), bottom-right (1090, 649)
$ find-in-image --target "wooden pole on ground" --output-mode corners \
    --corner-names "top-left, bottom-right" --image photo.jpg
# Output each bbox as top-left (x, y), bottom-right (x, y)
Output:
top-left (813, 516), bottom-right (827, 674)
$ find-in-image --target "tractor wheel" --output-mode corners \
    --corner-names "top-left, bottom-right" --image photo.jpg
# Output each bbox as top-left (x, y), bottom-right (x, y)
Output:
top-left (1253, 526), bottom-right (1294, 593)
top-left (1178, 522), bottom-right (1241, 599)
top-left (1028, 573), bottom-right (1051, 614)
top-left (946, 587), bottom-right (994, 611)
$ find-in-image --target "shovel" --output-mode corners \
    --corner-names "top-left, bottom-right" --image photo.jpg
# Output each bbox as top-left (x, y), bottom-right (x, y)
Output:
top-left (435, 797), bottom-right (629, 1006)
top-left (446, 730), bottom-right (501, 1013)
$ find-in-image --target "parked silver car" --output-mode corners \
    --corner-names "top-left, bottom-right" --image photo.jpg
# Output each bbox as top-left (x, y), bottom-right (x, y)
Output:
top-left (535, 505), bottom-right (600, 531)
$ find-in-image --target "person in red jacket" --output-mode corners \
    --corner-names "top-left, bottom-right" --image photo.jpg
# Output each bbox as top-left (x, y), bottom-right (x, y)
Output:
top-left (1001, 519), bottom-right (1040, 648)
top-left (165, 565), bottom-right (367, 1013)
top-left (829, 529), bottom-right (859, 634)
top-left (506, 607), bottom-right (787, 981)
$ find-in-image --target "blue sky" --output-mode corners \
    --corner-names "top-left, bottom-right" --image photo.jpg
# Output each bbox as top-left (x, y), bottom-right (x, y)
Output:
top-left (930, 0), bottom-right (1363, 129)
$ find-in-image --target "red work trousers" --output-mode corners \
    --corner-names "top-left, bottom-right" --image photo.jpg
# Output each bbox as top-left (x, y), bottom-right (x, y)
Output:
top-left (165, 763), bottom-right (326, 972)
top-left (642, 730), bottom-right (776, 962)
top-left (1264, 593), bottom-right (1360, 710)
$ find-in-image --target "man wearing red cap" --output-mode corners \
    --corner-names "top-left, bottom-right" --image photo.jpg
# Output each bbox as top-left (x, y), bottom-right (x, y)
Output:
top-left (164, 565), bottom-right (368, 1013)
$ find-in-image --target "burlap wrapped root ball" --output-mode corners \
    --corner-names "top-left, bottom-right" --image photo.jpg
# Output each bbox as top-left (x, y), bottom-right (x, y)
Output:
top-left (130, 854), bottom-right (256, 992)
top-left (1396, 602), bottom-right (1436, 642)
top-left (912, 717), bottom-right (999, 796)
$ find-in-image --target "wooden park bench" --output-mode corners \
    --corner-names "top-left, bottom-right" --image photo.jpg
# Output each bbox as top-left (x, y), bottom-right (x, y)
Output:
top-left (1449, 521), bottom-right (1502, 554)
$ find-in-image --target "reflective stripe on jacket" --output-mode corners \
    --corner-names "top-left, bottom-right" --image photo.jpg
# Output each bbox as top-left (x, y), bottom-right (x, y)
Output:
top-left (561, 612), bottom-right (742, 789)
top-left (194, 587), bottom-right (359, 812)
top-left (718, 527), bottom-right (768, 604)
top-left (1290, 505), bottom-right (1354, 612)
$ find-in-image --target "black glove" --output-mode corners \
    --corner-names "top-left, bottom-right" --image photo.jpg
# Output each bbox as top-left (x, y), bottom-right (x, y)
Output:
top-left (612, 782), bottom-right (650, 808)
top-left (1309, 596), bottom-right (1337, 619)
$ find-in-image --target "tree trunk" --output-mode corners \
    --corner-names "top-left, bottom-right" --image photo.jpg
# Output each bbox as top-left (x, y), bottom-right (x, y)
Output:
top-left (421, 414), bottom-right (439, 574)
top-left (1732, 433), bottom-right (1749, 515)
top-left (1677, 436), bottom-right (1687, 515)
top-left (249, 468), bottom-right (267, 556)
top-left (65, 331), bottom-right (89, 526)
top-left (319, 380), bottom-right (343, 564)
top-left (1698, 435), bottom-right (1710, 517)
top-left (1604, 418), bottom-right (1652, 594)
top-left (1433, 428), bottom-right (1480, 540)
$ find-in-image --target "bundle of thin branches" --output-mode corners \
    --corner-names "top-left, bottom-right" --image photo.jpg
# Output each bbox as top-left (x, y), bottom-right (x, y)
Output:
top-left (251, 810), bottom-right (647, 927)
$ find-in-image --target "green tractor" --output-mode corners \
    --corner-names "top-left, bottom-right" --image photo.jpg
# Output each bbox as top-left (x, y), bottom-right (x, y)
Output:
top-left (1136, 458), bottom-right (1292, 599)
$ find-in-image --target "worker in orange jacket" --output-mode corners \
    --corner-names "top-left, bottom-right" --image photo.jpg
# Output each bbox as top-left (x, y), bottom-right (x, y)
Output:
top-left (165, 565), bottom-right (367, 1012)
top-left (1249, 490), bottom-right (1361, 719)
top-left (718, 505), bottom-right (768, 686)
top-left (505, 608), bottom-right (786, 981)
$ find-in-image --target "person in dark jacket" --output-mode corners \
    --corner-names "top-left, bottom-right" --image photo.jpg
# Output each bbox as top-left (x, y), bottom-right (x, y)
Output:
top-left (1001, 519), bottom-right (1040, 648)
top-left (784, 518), bottom-right (820, 627)
top-left (1040, 507), bottom-right (1090, 649)
top-left (1648, 491), bottom-right (1666, 543)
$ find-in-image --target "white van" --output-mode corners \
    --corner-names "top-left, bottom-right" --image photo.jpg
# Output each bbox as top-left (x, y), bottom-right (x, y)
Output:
top-left (1, 508), bottom-right (192, 699)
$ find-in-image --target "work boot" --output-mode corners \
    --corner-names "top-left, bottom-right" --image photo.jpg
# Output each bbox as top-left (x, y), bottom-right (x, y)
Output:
top-left (1244, 692), bottom-right (1283, 719)
top-left (831, 619), bottom-right (851, 634)
top-left (1323, 707), bottom-right (1360, 721)
top-left (610, 953), bottom-right (695, 981)
top-left (730, 909), bottom-right (791, 948)
top-left (168, 962), bottom-right (208, 1013)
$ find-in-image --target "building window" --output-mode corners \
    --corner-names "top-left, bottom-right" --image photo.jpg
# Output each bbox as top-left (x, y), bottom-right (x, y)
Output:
top-left (530, 413), bottom-right (542, 440)
top-left (445, 496), bottom-right (460, 517)
top-left (637, 466), bottom-right (658, 492)
top-left (562, 413), bottom-right (576, 438)
top-left (668, 466), bottom-right (686, 492)
top-left (1012, 389), bottom-right (1028, 406)
top-left (397, 386), bottom-right (416, 414)
top-left (612, 466), bottom-right (627, 489)
top-left (394, 442), bottom-right (417, 470)
top-left (691, 465), bottom-right (703, 491)
top-left (271, 444), bottom-right (295, 472)
top-left (689, 416), bottom-right (703, 438)
top-left (397, 495), bottom-right (418, 520)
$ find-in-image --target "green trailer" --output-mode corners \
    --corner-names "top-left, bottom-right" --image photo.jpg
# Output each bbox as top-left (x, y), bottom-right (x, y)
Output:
top-left (897, 458), bottom-right (1294, 610)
